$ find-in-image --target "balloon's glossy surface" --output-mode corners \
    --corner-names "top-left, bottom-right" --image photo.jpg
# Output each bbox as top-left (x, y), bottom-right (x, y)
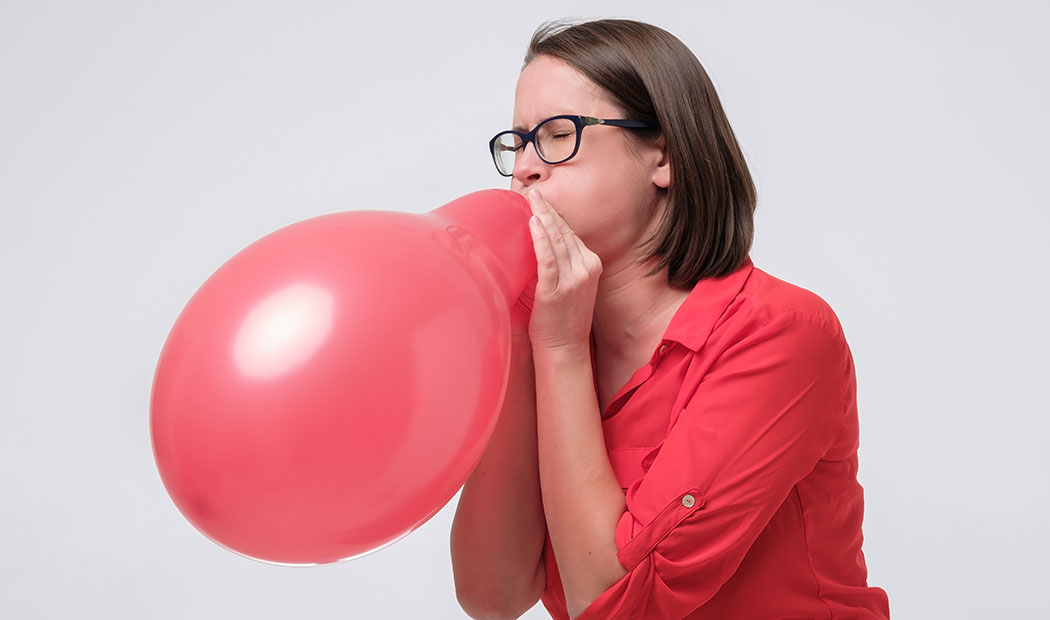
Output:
top-left (151, 189), bottom-right (533, 565)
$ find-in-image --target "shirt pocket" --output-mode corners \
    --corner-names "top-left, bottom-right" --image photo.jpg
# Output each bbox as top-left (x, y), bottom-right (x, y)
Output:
top-left (607, 446), bottom-right (658, 491)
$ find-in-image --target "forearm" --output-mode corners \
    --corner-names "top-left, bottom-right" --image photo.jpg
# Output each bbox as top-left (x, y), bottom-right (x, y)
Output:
top-left (533, 345), bottom-right (627, 620)
top-left (451, 343), bottom-right (546, 616)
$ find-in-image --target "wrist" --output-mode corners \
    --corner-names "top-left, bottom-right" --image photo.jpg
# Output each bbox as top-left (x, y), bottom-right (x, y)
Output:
top-left (532, 342), bottom-right (591, 365)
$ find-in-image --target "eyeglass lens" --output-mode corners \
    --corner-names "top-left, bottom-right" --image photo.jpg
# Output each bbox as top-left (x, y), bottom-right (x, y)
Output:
top-left (493, 117), bottom-right (579, 175)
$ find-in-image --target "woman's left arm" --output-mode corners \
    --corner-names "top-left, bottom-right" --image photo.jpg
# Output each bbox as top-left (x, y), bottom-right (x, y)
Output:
top-left (532, 344), bottom-right (629, 620)
top-left (523, 189), bottom-right (629, 619)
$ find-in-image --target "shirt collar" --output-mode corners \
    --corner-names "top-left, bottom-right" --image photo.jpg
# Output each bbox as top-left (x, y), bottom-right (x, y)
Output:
top-left (662, 254), bottom-right (755, 352)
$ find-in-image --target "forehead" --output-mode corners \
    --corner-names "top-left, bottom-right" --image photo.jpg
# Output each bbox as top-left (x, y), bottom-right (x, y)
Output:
top-left (513, 55), bottom-right (618, 130)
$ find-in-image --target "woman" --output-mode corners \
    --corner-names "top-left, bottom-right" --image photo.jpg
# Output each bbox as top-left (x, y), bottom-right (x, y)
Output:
top-left (451, 19), bottom-right (890, 620)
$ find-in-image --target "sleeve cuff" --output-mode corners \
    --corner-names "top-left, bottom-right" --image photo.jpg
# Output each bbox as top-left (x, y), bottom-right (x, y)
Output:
top-left (615, 488), bottom-right (705, 571)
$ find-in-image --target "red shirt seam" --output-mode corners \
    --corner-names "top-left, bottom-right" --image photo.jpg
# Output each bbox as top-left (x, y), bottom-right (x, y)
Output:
top-left (795, 484), bottom-right (836, 620)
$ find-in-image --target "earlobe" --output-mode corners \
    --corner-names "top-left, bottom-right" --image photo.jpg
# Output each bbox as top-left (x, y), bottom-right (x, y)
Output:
top-left (652, 136), bottom-right (671, 189)
top-left (653, 161), bottom-right (671, 189)
top-left (646, 136), bottom-right (672, 191)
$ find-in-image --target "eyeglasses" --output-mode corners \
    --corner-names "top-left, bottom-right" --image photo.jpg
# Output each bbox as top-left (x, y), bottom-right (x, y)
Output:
top-left (488, 114), bottom-right (657, 177)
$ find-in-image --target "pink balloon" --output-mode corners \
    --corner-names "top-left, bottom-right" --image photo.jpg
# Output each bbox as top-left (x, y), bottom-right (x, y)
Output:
top-left (150, 189), bottom-right (534, 565)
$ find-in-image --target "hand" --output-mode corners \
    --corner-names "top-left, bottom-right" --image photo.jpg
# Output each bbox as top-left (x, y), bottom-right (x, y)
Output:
top-left (525, 189), bottom-right (602, 353)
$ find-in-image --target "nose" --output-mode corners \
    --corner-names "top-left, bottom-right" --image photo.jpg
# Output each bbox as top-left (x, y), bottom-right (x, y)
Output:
top-left (510, 140), bottom-right (550, 189)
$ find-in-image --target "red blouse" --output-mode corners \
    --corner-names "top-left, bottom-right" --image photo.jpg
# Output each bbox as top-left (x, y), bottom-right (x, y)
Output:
top-left (539, 255), bottom-right (890, 619)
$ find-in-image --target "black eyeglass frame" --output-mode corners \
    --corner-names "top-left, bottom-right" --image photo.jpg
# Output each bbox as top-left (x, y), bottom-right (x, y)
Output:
top-left (488, 114), bottom-right (658, 177)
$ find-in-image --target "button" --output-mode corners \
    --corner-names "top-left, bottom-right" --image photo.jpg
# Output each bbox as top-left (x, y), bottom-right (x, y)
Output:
top-left (682, 494), bottom-right (695, 508)
top-left (658, 344), bottom-right (668, 355)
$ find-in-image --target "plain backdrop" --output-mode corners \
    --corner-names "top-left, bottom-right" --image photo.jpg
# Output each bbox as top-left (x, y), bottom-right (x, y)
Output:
top-left (2, 1), bottom-right (1047, 618)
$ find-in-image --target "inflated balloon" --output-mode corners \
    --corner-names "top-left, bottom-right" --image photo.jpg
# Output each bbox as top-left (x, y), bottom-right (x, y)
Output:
top-left (150, 189), bottom-right (535, 565)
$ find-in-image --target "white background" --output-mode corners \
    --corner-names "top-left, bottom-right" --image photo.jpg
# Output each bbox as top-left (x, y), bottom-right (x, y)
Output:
top-left (2, 1), bottom-right (1047, 618)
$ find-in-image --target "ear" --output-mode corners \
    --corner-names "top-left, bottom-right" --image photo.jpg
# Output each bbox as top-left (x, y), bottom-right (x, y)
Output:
top-left (650, 134), bottom-right (670, 189)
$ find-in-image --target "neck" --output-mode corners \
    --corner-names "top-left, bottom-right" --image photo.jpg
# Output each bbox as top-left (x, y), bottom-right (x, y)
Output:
top-left (590, 253), bottom-right (689, 359)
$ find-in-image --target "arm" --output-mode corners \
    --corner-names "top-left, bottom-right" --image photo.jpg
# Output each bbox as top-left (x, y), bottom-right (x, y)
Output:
top-left (517, 192), bottom-right (628, 618)
top-left (532, 344), bottom-right (628, 620)
top-left (451, 298), bottom-right (547, 620)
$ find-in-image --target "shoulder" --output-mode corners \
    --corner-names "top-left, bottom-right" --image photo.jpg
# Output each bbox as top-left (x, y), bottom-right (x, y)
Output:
top-left (740, 266), bottom-right (843, 330)
top-left (716, 266), bottom-right (849, 351)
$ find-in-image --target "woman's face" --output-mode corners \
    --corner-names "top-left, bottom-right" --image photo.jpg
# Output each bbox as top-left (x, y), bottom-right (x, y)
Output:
top-left (509, 54), bottom-right (669, 264)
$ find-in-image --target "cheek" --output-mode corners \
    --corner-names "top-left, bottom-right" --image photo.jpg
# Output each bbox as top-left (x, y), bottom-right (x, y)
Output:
top-left (562, 183), bottom-right (631, 248)
top-left (547, 182), bottom-right (596, 231)
top-left (581, 177), bottom-right (655, 252)
top-left (544, 154), bottom-right (653, 245)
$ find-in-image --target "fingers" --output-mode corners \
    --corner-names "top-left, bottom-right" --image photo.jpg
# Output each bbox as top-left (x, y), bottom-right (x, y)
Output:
top-left (528, 190), bottom-right (571, 270)
top-left (528, 206), bottom-right (559, 291)
top-left (527, 191), bottom-right (567, 289)
top-left (528, 189), bottom-right (584, 272)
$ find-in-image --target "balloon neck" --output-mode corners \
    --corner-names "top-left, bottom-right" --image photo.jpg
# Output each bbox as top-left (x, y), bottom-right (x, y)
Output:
top-left (429, 189), bottom-right (536, 309)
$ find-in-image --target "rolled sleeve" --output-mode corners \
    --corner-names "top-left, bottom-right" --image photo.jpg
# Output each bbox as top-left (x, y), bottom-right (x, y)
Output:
top-left (574, 312), bottom-right (851, 620)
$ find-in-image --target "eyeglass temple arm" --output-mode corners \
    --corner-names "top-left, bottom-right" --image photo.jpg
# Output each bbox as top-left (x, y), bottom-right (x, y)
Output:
top-left (584, 117), bottom-right (656, 129)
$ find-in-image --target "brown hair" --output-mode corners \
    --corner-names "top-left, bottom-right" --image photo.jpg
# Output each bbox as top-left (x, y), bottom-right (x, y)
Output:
top-left (524, 19), bottom-right (756, 286)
